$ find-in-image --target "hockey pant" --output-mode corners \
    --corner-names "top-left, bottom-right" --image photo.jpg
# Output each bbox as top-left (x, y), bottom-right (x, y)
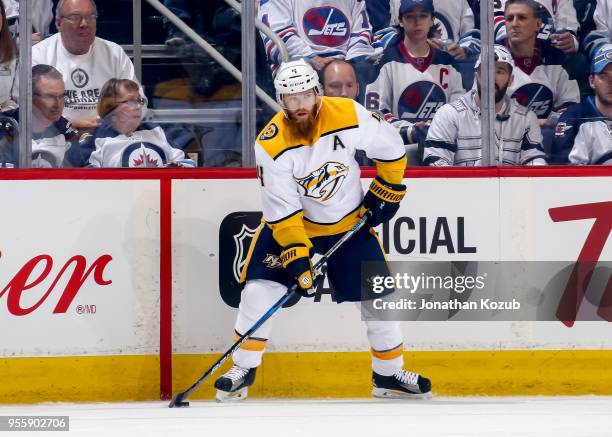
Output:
top-left (231, 278), bottom-right (404, 376)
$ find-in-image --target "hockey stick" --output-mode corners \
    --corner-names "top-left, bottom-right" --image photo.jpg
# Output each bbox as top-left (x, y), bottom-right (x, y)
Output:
top-left (169, 212), bottom-right (370, 407)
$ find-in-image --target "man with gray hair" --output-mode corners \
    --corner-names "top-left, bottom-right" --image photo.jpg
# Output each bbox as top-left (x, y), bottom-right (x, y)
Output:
top-left (32, 0), bottom-right (138, 129)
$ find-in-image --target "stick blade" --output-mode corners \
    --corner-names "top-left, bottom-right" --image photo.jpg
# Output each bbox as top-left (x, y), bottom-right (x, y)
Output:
top-left (169, 393), bottom-right (190, 408)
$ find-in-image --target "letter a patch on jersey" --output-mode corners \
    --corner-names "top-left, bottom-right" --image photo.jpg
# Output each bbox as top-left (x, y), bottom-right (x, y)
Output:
top-left (333, 135), bottom-right (346, 150)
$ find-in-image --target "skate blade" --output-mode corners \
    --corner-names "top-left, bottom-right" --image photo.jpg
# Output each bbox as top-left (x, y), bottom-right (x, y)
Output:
top-left (215, 387), bottom-right (248, 403)
top-left (372, 387), bottom-right (432, 400)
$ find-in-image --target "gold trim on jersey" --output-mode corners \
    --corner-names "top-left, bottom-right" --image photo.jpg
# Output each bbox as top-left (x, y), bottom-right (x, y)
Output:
top-left (267, 210), bottom-right (312, 249)
top-left (256, 97), bottom-right (359, 161)
top-left (375, 155), bottom-right (407, 185)
top-left (239, 221), bottom-right (264, 283)
top-left (302, 205), bottom-right (363, 238)
top-left (233, 333), bottom-right (268, 352)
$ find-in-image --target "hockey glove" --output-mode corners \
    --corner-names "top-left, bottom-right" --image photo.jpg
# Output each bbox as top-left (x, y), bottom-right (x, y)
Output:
top-left (362, 176), bottom-right (406, 228)
top-left (280, 244), bottom-right (315, 297)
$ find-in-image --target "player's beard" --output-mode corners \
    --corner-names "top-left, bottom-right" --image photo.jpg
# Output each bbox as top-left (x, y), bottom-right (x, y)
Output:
top-left (286, 105), bottom-right (319, 138)
top-left (477, 83), bottom-right (509, 104)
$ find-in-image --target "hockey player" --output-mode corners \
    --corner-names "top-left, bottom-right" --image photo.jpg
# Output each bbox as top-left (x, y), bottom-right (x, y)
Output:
top-left (213, 59), bottom-right (432, 401)
top-left (502, 0), bottom-right (580, 126)
top-left (422, 45), bottom-right (547, 166)
top-left (365, 0), bottom-right (464, 145)
top-left (552, 44), bottom-right (612, 165)
top-left (75, 79), bottom-right (194, 168)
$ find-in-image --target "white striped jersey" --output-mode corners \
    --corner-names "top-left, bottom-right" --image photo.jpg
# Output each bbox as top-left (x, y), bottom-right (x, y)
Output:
top-left (258, 0), bottom-right (374, 66)
top-left (423, 90), bottom-right (547, 166)
top-left (255, 96), bottom-right (406, 247)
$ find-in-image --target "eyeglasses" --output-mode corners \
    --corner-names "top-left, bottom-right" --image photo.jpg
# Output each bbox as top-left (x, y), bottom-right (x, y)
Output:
top-left (61, 14), bottom-right (98, 24)
top-left (33, 93), bottom-right (65, 104)
top-left (116, 97), bottom-right (146, 107)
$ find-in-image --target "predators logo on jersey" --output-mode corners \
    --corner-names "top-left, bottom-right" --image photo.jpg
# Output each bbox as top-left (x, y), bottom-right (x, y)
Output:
top-left (296, 161), bottom-right (349, 201)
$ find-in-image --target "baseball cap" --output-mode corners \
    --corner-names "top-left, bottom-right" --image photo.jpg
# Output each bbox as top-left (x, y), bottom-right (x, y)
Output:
top-left (474, 45), bottom-right (515, 70)
top-left (592, 44), bottom-right (612, 74)
top-left (399, 0), bottom-right (434, 18)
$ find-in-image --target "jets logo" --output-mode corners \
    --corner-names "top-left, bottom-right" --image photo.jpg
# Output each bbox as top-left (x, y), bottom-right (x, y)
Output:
top-left (296, 161), bottom-right (349, 201)
top-left (398, 81), bottom-right (446, 122)
top-left (71, 68), bottom-right (89, 88)
top-left (121, 142), bottom-right (168, 167)
top-left (259, 123), bottom-right (278, 141)
top-left (431, 13), bottom-right (454, 41)
top-left (512, 84), bottom-right (554, 118)
top-left (303, 7), bottom-right (350, 47)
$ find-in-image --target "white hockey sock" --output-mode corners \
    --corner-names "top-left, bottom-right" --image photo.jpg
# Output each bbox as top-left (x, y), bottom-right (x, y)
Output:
top-left (363, 315), bottom-right (404, 376)
top-left (232, 279), bottom-right (287, 369)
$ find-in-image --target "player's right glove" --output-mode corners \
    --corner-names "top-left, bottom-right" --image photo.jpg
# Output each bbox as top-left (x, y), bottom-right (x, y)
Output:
top-left (361, 176), bottom-right (406, 228)
top-left (280, 244), bottom-right (315, 297)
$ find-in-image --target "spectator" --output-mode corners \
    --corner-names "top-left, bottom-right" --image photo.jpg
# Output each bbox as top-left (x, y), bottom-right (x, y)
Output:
top-left (32, 0), bottom-right (138, 130)
top-left (258, 0), bottom-right (374, 70)
top-left (6, 65), bottom-right (83, 168)
top-left (0, 0), bottom-right (17, 112)
top-left (322, 59), bottom-right (359, 99)
top-left (3, 0), bottom-right (54, 44)
top-left (552, 44), bottom-right (612, 165)
top-left (365, 0), bottom-right (464, 145)
top-left (493, 0), bottom-right (579, 53)
top-left (584, 0), bottom-right (611, 59)
top-left (502, 0), bottom-right (580, 126)
top-left (423, 45), bottom-right (547, 166)
top-left (84, 79), bottom-right (195, 168)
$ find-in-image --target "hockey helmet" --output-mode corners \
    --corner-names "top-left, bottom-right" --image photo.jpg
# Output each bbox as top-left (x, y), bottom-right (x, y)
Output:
top-left (475, 45), bottom-right (515, 71)
top-left (274, 59), bottom-right (321, 107)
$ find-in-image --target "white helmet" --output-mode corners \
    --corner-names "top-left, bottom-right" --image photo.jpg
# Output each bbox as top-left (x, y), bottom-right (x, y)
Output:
top-left (274, 59), bottom-right (321, 106)
top-left (475, 45), bottom-right (515, 70)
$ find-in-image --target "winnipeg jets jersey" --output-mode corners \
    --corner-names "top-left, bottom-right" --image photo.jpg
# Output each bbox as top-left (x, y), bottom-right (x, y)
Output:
top-left (494, 0), bottom-right (579, 43)
top-left (32, 34), bottom-right (137, 122)
top-left (552, 97), bottom-right (612, 165)
top-left (255, 96), bottom-right (405, 247)
top-left (585, 0), bottom-right (612, 58)
top-left (365, 37), bottom-right (464, 127)
top-left (504, 40), bottom-right (579, 120)
top-left (258, 0), bottom-right (373, 66)
top-left (390, 0), bottom-right (475, 42)
top-left (88, 125), bottom-right (194, 168)
top-left (423, 91), bottom-right (547, 166)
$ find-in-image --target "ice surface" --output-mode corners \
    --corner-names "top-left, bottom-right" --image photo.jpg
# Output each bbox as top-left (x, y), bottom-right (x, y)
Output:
top-left (1, 397), bottom-right (611, 437)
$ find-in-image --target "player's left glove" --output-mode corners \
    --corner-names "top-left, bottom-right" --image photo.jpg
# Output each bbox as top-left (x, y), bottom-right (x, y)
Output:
top-left (361, 176), bottom-right (406, 228)
top-left (280, 244), bottom-right (315, 297)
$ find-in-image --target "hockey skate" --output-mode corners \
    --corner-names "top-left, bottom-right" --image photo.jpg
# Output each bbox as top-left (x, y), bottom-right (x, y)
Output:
top-left (372, 369), bottom-right (432, 399)
top-left (214, 365), bottom-right (257, 402)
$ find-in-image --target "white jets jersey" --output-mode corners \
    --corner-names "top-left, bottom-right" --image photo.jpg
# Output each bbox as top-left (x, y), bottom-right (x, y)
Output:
top-left (390, 0), bottom-right (475, 42)
top-left (423, 90), bottom-right (547, 166)
top-left (365, 38), bottom-right (464, 126)
top-left (88, 125), bottom-right (193, 168)
top-left (32, 34), bottom-right (137, 122)
top-left (504, 40), bottom-right (579, 120)
top-left (494, 0), bottom-right (579, 44)
top-left (255, 97), bottom-right (405, 245)
top-left (258, 0), bottom-right (373, 65)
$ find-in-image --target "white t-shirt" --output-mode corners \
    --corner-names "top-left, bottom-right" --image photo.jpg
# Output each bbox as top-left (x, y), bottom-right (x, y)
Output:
top-left (32, 33), bottom-right (137, 122)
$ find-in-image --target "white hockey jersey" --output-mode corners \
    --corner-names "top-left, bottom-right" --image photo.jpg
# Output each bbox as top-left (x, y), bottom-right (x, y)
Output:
top-left (390, 0), bottom-right (475, 42)
top-left (365, 37), bottom-right (464, 127)
top-left (585, 0), bottom-right (612, 58)
top-left (32, 34), bottom-right (137, 122)
top-left (552, 97), bottom-right (612, 165)
top-left (494, 0), bottom-right (579, 44)
top-left (423, 90), bottom-right (547, 166)
top-left (504, 40), bottom-right (579, 120)
top-left (258, 0), bottom-right (373, 66)
top-left (255, 96), bottom-right (406, 247)
top-left (88, 125), bottom-right (194, 168)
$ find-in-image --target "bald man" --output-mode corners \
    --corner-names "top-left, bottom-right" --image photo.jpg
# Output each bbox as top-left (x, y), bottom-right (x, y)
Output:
top-left (322, 60), bottom-right (359, 100)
